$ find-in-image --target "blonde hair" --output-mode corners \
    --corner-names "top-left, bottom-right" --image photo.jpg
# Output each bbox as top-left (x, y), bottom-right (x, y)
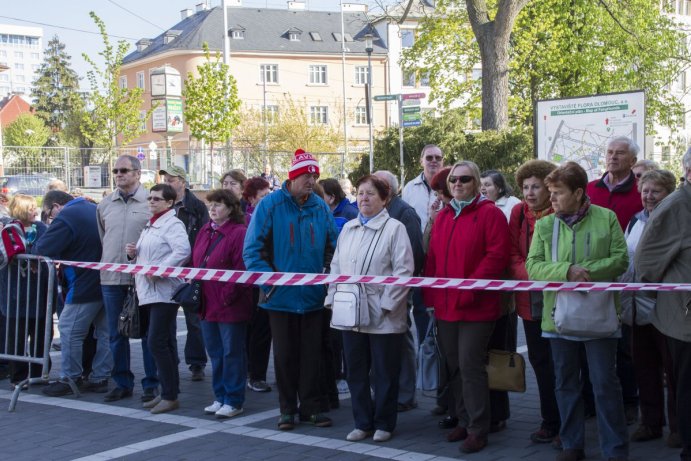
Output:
top-left (447, 160), bottom-right (481, 196)
top-left (9, 194), bottom-right (38, 223)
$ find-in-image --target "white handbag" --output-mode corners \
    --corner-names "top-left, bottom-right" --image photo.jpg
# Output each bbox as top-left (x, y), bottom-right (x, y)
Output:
top-left (550, 218), bottom-right (619, 338)
top-left (330, 219), bottom-right (389, 329)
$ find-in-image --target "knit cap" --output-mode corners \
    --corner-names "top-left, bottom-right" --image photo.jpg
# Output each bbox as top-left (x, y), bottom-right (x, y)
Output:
top-left (288, 149), bottom-right (320, 180)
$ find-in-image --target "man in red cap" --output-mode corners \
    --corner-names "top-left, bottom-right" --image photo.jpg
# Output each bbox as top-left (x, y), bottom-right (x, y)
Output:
top-left (243, 149), bottom-right (338, 430)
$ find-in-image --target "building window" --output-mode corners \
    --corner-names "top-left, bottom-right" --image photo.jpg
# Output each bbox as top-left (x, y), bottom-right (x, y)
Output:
top-left (14, 63), bottom-right (24, 71)
top-left (420, 71), bottom-right (431, 87)
top-left (0, 86), bottom-right (9, 94)
top-left (355, 66), bottom-right (369, 85)
top-left (310, 32), bottom-right (322, 41)
top-left (309, 65), bottom-right (327, 84)
top-left (15, 75), bottom-right (25, 82)
top-left (355, 106), bottom-right (367, 125)
top-left (31, 52), bottom-right (40, 60)
top-left (0, 50), bottom-right (6, 58)
top-left (263, 105), bottom-right (279, 124)
top-left (119, 76), bottom-right (127, 89)
top-left (661, 145), bottom-right (671, 162)
top-left (310, 106), bottom-right (328, 124)
top-left (289, 31), bottom-right (301, 41)
top-left (401, 30), bottom-right (415, 48)
top-left (137, 71), bottom-right (145, 89)
top-left (0, 74), bottom-right (7, 82)
top-left (14, 51), bottom-right (23, 59)
top-left (402, 69), bottom-right (416, 87)
top-left (139, 110), bottom-right (147, 131)
top-left (31, 64), bottom-right (39, 72)
top-left (260, 64), bottom-right (278, 84)
top-left (231, 30), bottom-right (245, 39)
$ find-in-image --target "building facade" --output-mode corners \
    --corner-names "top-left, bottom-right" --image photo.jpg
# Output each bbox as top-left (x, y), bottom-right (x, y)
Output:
top-left (0, 24), bottom-right (43, 97)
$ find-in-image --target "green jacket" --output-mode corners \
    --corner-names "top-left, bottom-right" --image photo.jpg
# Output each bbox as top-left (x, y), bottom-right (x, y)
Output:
top-left (526, 204), bottom-right (628, 334)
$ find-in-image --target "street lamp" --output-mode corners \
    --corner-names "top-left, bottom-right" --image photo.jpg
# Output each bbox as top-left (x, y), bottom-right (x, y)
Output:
top-left (364, 33), bottom-right (374, 173)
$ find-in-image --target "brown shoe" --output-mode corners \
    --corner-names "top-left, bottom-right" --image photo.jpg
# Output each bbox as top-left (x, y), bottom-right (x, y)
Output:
top-left (460, 433), bottom-right (487, 454)
top-left (150, 399), bottom-right (179, 414)
top-left (447, 426), bottom-right (468, 442)
top-left (630, 425), bottom-right (662, 442)
top-left (556, 449), bottom-right (585, 461)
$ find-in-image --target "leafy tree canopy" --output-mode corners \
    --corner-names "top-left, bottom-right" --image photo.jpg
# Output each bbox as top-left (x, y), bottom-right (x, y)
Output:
top-left (3, 113), bottom-right (51, 147)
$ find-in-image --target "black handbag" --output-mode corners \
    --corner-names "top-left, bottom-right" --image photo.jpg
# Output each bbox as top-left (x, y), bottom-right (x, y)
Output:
top-left (118, 285), bottom-right (142, 339)
top-left (172, 233), bottom-right (223, 313)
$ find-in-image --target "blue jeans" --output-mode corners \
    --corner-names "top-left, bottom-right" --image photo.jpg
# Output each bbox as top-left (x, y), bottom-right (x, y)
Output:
top-left (58, 301), bottom-right (112, 382)
top-left (102, 285), bottom-right (158, 391)
top-left (182, 306), bottom-right (206, 370)
top-left (550, 338), bottom-right (628, 459)
top-left (201, 320), bottom-right (247, 407)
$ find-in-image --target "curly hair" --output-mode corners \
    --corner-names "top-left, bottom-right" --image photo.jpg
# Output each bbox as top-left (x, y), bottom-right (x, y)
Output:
top-left (545, 161), bottom-right (588, 193)
top-left (205, 189), bottom-right (245, 224)
top-left (242, 177), bottom-right (270, 202)
top-left (515, 160), bottom-right (558, 189)
top-left (638, 169), bottom-right (677, 195)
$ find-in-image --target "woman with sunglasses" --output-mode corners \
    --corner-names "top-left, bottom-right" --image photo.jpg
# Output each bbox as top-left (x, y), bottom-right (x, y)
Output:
top-left (126, 184), bottom-right (191, 414)
top-left (423, 161), bottom-right (510, 454)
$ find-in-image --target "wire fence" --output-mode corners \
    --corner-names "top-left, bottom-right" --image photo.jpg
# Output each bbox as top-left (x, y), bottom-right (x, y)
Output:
top-left (0, 146), bottom-right (353, 194)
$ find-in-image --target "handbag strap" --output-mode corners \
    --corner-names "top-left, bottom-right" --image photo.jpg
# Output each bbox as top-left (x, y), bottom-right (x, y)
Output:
top-left (200, 232), bottom-right (224, 269)
top-left (360, 218), bottom-right (390, 276)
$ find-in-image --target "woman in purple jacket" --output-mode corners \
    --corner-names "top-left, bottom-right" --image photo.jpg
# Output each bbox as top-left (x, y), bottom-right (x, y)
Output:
top-left (193, 189), bottom-right (253, 418)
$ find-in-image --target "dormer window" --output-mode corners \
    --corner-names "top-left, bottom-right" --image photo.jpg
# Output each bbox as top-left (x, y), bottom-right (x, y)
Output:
top-left (230, 26), bottom-right (245, 40)
top-left (285, 28), bottom-right (303, 42)
top-left (163, 30), bottom-right (182, 45)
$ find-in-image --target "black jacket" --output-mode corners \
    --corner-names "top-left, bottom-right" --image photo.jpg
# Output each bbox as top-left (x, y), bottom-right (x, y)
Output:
top-left (387, 195), bottom-right (424, 276)
top-left (175, 189), bottom-right (210, 247)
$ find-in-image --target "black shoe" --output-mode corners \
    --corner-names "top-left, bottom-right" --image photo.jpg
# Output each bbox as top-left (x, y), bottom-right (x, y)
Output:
top-left (439, 416), bottom-right (459, 429)
top-left (490, 420), bottom-right (507, 433)
top-left (79, 379), bottom-right (108, 393)
top-left (141, 387), bottom-right (158, 402)
top-left (397, 401), bottom-right (418, 412)
top-left (104, 387), bottom-right (133, 402)
top-left (42, 378), bottom-right (81, 397)
top-left (299, 413), bottom-right (333, 427)
top-left (625, 405), bottom-right (639, 426)
top-left (190, 367), bottom-right (205, 382)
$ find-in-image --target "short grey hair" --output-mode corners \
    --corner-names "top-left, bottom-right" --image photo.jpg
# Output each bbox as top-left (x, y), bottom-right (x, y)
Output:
top-left (118, 155), bottom-right (142, 170)
top-left (684, 147), bottom-right (691, 169)
top-left (373, 170), bottom-right (398, 197)
top-left (607, 136), bottom-right (640, 158)
top-left (632, 159), bottom-right (659, 171)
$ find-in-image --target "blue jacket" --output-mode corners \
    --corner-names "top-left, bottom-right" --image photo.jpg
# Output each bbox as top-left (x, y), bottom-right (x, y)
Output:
top-left (32, 198), bottom-right (103, 304)
top-left (332, 198), bottom-right (358, 234)
top-left (243, 181), bottom-right (338, 313)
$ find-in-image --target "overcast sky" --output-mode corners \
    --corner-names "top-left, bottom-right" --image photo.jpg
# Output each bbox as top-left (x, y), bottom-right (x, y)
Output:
top-left (2, 0), bottom-right (389, 91)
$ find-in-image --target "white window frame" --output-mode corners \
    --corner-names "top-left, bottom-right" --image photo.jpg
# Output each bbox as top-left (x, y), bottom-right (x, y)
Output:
top-left (136, 71), bottom-right (145, 89)
top-left (139, 110), bottom-right (147, 131)
top-left (355, 106), bottom-right (367, 125)
top-left (354, 66), bottom-right (369, 85)
top-left (309, 65), bottom-right (327, 85)
top-left (231, 30), bottom-right (245, 39)
top-left (119, 75), bottom-right (127, 89)
top-left (264, 105), bottom-right (279, 124)
top-left (260, 64), bottom-right (278, 84)
top-left (310, 106), bottom-right (328, 125)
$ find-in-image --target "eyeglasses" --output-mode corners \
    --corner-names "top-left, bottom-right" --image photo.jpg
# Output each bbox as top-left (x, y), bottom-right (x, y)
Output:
top-left (147, 196), bottom-right (166, 202)
top-left (448, 175), bottom-right (474, 184)
top-left (425, 155), bottom-right (443, 162)
top-left (113, 168), bottom-right (139, 175)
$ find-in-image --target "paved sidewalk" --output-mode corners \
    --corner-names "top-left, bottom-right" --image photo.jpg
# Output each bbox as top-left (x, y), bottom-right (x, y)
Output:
top-left (0, 312), bottom-right (681, 461)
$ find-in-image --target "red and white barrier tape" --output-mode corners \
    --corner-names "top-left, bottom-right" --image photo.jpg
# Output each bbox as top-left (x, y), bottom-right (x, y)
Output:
top-left (54, 260), bottom-right (691, 292)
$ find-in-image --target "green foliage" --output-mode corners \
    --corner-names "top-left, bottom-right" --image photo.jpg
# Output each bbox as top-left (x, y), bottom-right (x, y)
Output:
top-left (81, 11), bottom-right (149, 150)
top-left (402, 0), bottom-right (688, 133)
top-left (31, 35), bottom-right (83, 146)
top-left (183, 42), bottom-right (241, 150)
top-left (3, 114), bottom-right (51, 147)
top-left (349, 109), bottom-right (533, 190)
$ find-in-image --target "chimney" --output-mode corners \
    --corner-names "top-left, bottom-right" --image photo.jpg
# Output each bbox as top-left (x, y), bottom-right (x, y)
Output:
top-left (341, 3), bottom-right (368, 12)
top-left (226, 0), bottom-right (242, 7)
top-left (180, 8), bottom-right (193, 20)
top-left (136, 39), bottom-right (152, 52)
top-left (287, 1), bottom-right (305, 10)
top-left (196, 2), bottom-right (208, 12)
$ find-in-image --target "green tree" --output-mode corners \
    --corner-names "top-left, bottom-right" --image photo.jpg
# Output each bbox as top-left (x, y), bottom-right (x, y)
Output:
top-left (402, 0), bottom-right (688, 131)
top-left (31, 35), bottom-right (83, 146)
top-left (81, 11), bottom-right (149, 150)
top-left (3, 114), bottom-right (52, 169)
top-left (183, 42), bottom-right (241, 154)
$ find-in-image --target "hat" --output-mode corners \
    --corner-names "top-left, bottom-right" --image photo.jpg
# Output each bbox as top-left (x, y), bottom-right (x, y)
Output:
top-left (288, 149), bottom-right (320, 180)
top-left (159, 165), bottom-right (187, 181)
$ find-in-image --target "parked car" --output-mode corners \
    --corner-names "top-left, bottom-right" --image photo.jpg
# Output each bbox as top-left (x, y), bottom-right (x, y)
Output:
top-left (140, 169), bottom-right (159, 185)
top-left (0, 174), bottom-right (57, 196)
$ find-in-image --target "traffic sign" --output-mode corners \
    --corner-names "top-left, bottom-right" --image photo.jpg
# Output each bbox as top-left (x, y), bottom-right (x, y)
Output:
top-left (373, 94), bottom-right (399, 101)
top-left (402, 120), bottom-right (422, 127)
top-left (403, 112), bottom-right (421, 122)
top-left (136, 147), bottom-right (145, 161)
top-left (401, 98), bottom-right (421, 107)
top-left (402, 92), bottom-right (425, 100)
top-left (402, 106), bottom-right (421, 114)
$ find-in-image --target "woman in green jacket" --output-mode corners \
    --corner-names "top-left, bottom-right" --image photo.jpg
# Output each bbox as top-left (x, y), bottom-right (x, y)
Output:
top-left (526, 161), bottom-right (629, 461)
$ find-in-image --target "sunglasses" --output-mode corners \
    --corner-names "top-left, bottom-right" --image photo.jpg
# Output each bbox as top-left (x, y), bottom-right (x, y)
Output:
top-left (448, 175), bottom-right (474, 184)
top-left (113, 168), bottom-right (139, 174)
top-left (425, 155), bottom-right (443, 162)
top-left (147, 196), bottom-right (166, 202)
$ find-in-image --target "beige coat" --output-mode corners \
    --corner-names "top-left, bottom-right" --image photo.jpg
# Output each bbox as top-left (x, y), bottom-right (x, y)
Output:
top-left (326, 209), bottom-right (414, 334)
top-left (635, 182), bottom-right (691, 342)
top-left (97, 185), bottom-right (151, 285)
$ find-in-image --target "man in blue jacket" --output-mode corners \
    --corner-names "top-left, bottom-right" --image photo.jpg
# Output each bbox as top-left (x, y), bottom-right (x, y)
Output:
top-left (243, 149), bottom-right (338, 430)
top-left (35, 191), bottom-right (113, 396)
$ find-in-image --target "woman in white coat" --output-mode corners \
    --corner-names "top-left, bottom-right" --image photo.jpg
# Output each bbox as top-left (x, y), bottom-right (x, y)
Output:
top-left (126, 184), bottom-right (191, 414)
top-left (326, 174), bottom-right (414, 443)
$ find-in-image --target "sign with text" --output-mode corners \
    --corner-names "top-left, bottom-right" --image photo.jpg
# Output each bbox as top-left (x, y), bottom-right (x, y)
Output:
top-left (152, 98), bottom-right (184, 133)
top-left (373, 94), bottom-right (398, 101)
top-left (402, 92), bottom-right (425, 100)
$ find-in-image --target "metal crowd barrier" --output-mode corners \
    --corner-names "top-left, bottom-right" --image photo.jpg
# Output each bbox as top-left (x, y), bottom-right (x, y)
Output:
top-left (0, 254), bottom-right (56, 412)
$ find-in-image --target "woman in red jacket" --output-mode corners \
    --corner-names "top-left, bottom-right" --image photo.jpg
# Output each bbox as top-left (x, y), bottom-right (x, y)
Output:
top-left (424, 160), bottom-right (510, 454)
top-left (508, 159), bottom-right (560, 443)
top-left (193, 189), bottom-right (253, 419)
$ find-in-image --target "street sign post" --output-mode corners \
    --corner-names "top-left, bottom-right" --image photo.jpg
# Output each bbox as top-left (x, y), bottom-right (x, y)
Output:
top-left (402, 92), bottom-right (426, 100)
top-left (136, 147), bottom-right (145, 161)
top-left (373, 94), bottom-right (399, 101)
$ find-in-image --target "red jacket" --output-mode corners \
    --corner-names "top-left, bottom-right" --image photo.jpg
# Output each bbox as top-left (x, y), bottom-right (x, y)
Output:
top-left (508, 201), bottom-right (554, 320)
top-left (423, 196), bottom-right (510, 322)
top-left (192, 220), bottom-right (253, 323)
top-left (586, 172), bottom-right (642, 231)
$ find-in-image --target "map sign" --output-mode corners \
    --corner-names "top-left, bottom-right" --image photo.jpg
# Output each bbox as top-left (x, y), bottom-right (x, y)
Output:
top-left (535, 91), bottom-right (645, 178)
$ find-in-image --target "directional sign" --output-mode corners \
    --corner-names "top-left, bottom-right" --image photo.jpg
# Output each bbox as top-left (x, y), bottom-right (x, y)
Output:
top-left (136, 147), bottom-right (145, 161)
top-left (403, 112), bottom-right (421, 122)
top-left (402, 106), bottom-right (421, 114)
top-left (402, 120), bottom-right (422, 127)
top-left (402, 92), bottom-right (425, 100)
top-left (401, 98), bottom-right (422, 107)
top-left (373, 94), bottom-right (399, 101)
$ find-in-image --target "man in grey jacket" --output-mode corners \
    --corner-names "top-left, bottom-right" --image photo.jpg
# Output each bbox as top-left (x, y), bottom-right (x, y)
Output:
top-left (97, 155), bottom-right (159, 402)
top-left (635, 149), bottom-right (691, 461)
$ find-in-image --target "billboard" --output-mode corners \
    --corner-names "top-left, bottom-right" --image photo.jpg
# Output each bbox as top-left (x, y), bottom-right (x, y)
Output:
top-left (151, 98), bottom-right (184, 133)
top-left (535, 91), bottom-right (645, 178)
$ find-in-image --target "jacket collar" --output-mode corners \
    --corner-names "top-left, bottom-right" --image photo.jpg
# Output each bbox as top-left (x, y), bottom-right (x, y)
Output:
top-left (205, 219), bottom-right (241, 236)
top-left (111, 184), bottom-right (147, 203)
top-left (146, 209), bottom-right (176, 229)
top-left (354, 208), bottom-right (390, 230)
top-left (279, 181), bottom-right (320, 209)
top-left (595, 170), bottom-right (636, 194)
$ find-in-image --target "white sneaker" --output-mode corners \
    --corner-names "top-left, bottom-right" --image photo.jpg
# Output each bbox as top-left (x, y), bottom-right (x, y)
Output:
top-left (346, 428), bottom-right (373, 441)
top-left (215, 404), bottom-right (244, 419)
top-left (373, 430), bottom-right (392, 442)
top-left (336, 379), bottom-right (350, 394)
top-left (204, 401), bottom-right (223, 414)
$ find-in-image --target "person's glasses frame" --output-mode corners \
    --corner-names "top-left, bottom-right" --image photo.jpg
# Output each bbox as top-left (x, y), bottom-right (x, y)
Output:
top-left (425, 155), bottom-right (443, 162)
top-left (448, 175), bottom-right (474, 184)
top-left (147, 196), bottom-right (166, 202)
top-left (113, 168), bottom-right (139, 175)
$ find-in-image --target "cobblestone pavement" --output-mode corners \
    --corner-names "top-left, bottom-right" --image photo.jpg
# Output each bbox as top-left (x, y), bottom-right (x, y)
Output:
top-left (0, 313), bottom-right (681, 461)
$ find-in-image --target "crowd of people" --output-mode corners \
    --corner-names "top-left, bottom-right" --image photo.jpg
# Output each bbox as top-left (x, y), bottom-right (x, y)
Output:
top-left (0, 139), bottom-right (690, 461)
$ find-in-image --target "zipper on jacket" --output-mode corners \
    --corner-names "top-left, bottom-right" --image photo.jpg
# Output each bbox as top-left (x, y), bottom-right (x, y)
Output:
top-left (585, 232), bottom-right (591, 259)
top-left (290, 222), bottom-right (294, 247)
top-left (571, 226), bottom-right (577, 264)
top-left (442, 217), bottom-right (460, 316)
top-left (310, 222), bottom-right (315, 246)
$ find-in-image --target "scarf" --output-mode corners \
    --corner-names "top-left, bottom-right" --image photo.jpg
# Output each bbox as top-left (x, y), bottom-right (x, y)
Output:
top-left (556, 197), bottom-right (591, 228)
top-left (450, 197), bottom-right (475, 218)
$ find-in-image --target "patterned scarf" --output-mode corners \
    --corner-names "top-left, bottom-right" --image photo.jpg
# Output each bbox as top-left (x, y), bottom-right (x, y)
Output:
top-left (556, 196), bottom-right (591, 227)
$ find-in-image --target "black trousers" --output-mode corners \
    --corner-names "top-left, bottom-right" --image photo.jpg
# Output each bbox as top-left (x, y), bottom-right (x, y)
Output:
top-left (667, 336), bottom-right (691, 454)
top-left (268, 309), bottom-right (323, 416)
top-left (523, 318), bottom-right (560, 432)
top-left (247, 289), bottom-right (272, 381)
top-left (146, 303), bottom-right (179, 401)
